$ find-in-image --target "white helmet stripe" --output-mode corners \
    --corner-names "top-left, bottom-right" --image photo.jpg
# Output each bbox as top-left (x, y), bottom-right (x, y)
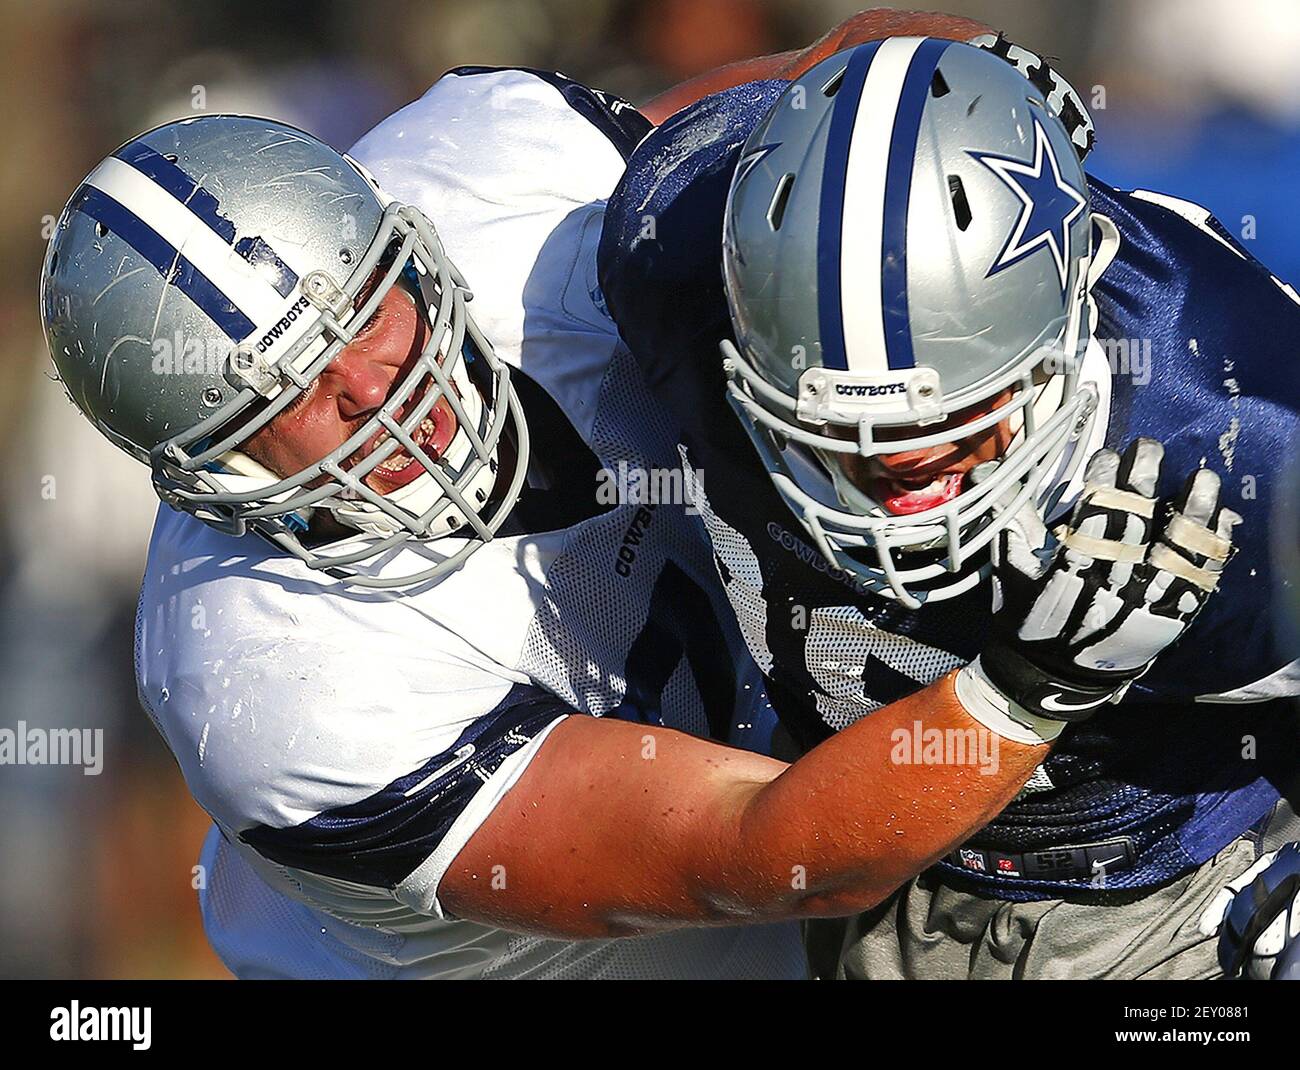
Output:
top-left (84, 156), bottom-right (291, 330)
top-left (839, 36), bottom-right (926, 375)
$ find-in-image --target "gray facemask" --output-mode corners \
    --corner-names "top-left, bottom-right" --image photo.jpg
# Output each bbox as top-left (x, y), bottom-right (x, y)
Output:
top-left (720, 38), bottom-right (1102, 607)
top-left (42, 114), bottom-right (529, 588)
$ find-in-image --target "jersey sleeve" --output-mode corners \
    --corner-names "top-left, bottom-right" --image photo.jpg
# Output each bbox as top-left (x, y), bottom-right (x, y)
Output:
top-left (1086, 180), bottom-right (1300, 703)
top-left (442, 66), bottom-right (651, 161)
top-left (597, 79), bottom-right (786, 431)
top-left (347, 65), bottom-right (646, 444)
top-left (349, 64), bottom-right (649, 199)
top-left (238, 682), bottom-right (571, 919)
top-left (135, 508), bottom-right (575, 920)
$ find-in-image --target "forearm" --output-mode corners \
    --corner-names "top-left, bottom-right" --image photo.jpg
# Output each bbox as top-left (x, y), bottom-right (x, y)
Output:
top-left (703, 669), bottom-right (1047, 920)
top-left (640, 7), bottom-right (993, 124)
top-left (442, 671), bottom-right (1048, 938)
top-left (640, 54), bottom-right (800, 124)
top-left (776, 7), bottom-right (992, 77)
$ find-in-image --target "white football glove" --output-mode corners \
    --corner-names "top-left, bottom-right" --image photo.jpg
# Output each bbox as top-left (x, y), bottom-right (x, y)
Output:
top-left (963, 438), bottom-right (1238, 732)
top-left (1199, 843), bottom-right (1300, 980)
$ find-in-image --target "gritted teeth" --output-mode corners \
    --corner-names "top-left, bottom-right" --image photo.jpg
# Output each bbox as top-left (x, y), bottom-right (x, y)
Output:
top-left (871, 472), bottom-right (966, 516)
top-left (374, 416), bottom-right (438, 474)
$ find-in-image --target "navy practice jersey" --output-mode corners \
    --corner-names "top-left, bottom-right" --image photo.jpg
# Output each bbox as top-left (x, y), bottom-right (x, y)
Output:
top-left (597, 79), bottom-right (1300, 898)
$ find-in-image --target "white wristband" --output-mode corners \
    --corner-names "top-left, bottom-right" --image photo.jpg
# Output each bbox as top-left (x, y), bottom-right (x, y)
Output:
top-left (954, 656), bottom-right (1066, 745)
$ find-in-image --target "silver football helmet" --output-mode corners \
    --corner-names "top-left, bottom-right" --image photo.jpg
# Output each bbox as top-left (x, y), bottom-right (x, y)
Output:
top-left (40, 114), bottom-right (528, 587)
top-left (721, 38), bottom-right (1101, 608)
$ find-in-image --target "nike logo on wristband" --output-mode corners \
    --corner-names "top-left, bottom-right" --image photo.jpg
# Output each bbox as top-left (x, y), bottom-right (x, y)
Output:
top-left (1039, 691), bottom-right (1112, 713)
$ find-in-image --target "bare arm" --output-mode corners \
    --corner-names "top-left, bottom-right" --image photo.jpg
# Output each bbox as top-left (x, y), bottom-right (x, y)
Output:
top-left (640, 7), bottom-right (993, 124)
top-left (438, 439), bottom-right (1233, 940)
top-left (439, 670), bottom-right (1043, 938)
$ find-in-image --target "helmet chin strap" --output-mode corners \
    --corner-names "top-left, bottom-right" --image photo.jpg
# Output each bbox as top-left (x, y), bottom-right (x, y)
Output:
top-left (1085, 214), bottom-right (1121, 333)
top-left (202, 450), bottom-right (315, 532)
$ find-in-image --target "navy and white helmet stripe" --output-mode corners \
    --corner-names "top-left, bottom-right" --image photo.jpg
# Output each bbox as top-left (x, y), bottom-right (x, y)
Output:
top-left (68, 138), bottom-right (302, 342)
top-left (817, 36), bottom-right (954, 374)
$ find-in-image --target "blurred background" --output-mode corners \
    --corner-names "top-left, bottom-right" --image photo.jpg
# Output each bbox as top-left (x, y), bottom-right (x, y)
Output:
top-left (2, 0), bottom-right (1295, 978)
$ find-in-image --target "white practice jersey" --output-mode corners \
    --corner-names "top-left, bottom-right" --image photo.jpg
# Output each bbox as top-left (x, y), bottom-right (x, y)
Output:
top-left (135, 67), bottom-right (805, 980)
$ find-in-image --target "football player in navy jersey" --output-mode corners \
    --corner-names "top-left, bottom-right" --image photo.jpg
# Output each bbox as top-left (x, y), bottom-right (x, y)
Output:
top-left (598, 18), bottom-right (1300, 977)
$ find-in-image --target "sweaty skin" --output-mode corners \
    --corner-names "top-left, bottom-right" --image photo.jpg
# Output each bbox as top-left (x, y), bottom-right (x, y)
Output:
top-left (239, 273), bottom-right (460, 497)
top-left (640, 7), bottom-right (993, 124)
top-left (442, 674), bottom-right (1046, 937)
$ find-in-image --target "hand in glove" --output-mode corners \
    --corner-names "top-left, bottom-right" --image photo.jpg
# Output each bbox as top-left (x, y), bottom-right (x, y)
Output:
top-left (1199, 842), bottom-right (1300, 980)
top-left (957, 438), bottom-right (1238, 741)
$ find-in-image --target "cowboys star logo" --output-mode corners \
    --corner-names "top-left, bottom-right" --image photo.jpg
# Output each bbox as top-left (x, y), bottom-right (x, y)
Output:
top-left (970, 117), bottom-right (1087, 294)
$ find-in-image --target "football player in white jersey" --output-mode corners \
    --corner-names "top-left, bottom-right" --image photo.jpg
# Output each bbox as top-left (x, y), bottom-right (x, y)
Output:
top-left (40, 59), bottom-right (1225, 979)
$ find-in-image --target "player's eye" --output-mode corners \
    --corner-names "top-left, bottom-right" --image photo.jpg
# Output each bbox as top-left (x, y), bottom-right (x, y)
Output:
top-left (279, 377), bottom-right (319, 416)
top-left (353, 303), bottom-right (387, 339)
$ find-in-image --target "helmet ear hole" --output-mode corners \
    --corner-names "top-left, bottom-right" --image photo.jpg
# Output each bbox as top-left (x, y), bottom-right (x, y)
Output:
top-left (767, 174), bottom-right (795, 232)
top-left (947, 175), bottom-right (973, 231)
top-left (821, 66), bottom-right (847, 97)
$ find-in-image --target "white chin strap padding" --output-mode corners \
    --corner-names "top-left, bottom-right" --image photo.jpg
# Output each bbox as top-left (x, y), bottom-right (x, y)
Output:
top-left (206, 450), bottom-right (311, 517)
top-left (329, 427), bottom-right (497, 540)
top-left (1086, 214), bottom-right (1121, 335)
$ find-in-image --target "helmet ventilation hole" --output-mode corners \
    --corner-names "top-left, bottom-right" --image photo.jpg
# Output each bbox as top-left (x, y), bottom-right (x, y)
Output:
top-left (821, 67), bottom-right (847, 97)
top-left (94, 221), bottom-right (109, 239)
top-left (767, 173), bottom-right (795, 231)
top-left (48, 251), bottom-right (58, 274)
top-left (163, 153), bottom-right (179, 163)
top-left (947, 175), bottom-right (972, 231)
top-left (931, 70), bottom-right (951, 98)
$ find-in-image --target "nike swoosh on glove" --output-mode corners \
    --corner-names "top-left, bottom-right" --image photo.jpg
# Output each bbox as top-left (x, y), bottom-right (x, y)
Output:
top-left (976, 437), bottom-right (1239, 723)
top-left (1198, 842), bottom-right (1300, 980)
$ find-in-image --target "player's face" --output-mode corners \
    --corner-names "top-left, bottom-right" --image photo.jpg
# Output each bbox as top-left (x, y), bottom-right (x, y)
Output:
top-left (829, 389), bottom-right (1015, 515)
top-left (238, 269), bottom-right (460, 493)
